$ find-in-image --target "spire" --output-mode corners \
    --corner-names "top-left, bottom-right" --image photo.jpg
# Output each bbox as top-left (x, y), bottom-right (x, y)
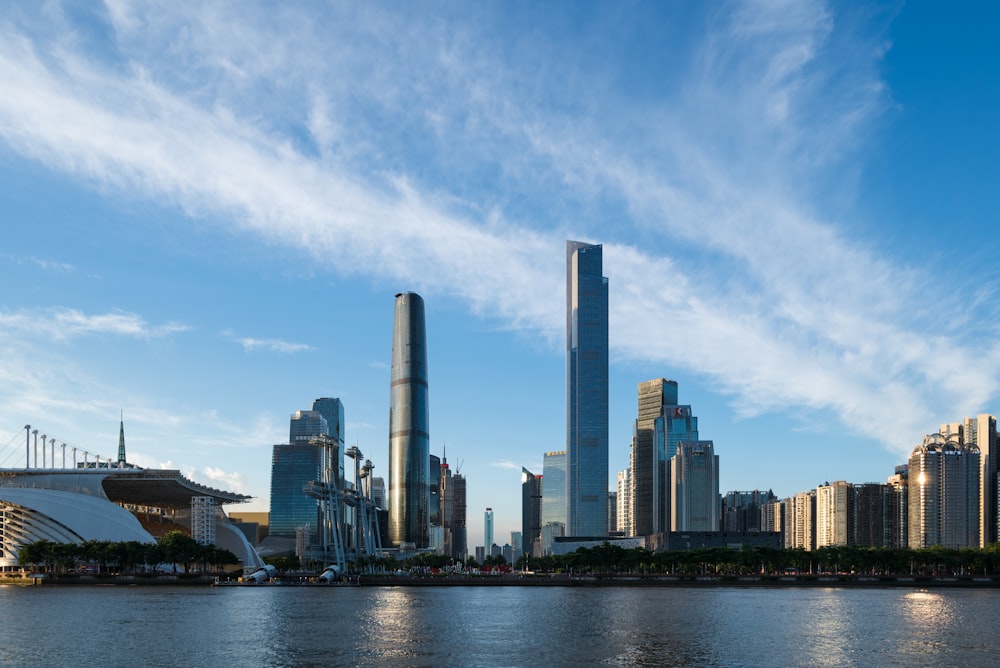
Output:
top-left (117, 411), bottom-right (126, 466)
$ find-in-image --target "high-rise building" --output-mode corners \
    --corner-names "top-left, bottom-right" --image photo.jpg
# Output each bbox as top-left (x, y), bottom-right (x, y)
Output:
top-left (429, 454), bottom-right (442, 529)
top-left (388, 292), bottom-right (430, 548)
top-left (521, 467), bottom-right (542, 558)
top-left (960, 415), bottom-right (996, 547)
top-left (669, 440), bottom-right (719, 532)
top-left (451, 469), bottom-right (467, 561)
top-left (311, 398), bottom-right (345, 484)
top-left (290, 410), bottom-right (328, 445)
top-left (269, 441), bottom-right (323, 540)
top-left (815, 481), bottom-right (853, 547)
top-left (484, 507), bottom-right (494, 552)
top-left (886, 466), bottom-right (908, 548)
top-left (616, 469), bottom-right (632, 536)
top-left (565, 240), bottom-right (608, 537)
top-left (785, 490), bottom-right (815, 551)
top-left (908, 434), bottom-right (980, 549)
top-left (542, 450), bottom-right (568, 530)
top-left (607, 490), bottom-right (617, 535)
top-left (853, 482), bottom-right (890, 547)
top-left (630, 379), bottom-right (679, 536)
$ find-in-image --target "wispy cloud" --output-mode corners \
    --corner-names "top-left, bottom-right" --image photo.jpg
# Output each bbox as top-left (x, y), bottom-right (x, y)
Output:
top-left (227, 334), bottom-right (312, 354)
top-left (0, 1), bottom-right (996, 460)
top-left (491, 459), bottom-right (520, 471)
top-left (0, 307), bottom-right (187, 341)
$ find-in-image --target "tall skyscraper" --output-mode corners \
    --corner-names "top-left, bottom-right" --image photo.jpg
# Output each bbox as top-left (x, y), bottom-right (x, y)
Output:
top-left (521, 467), bottom-right (542, 558)
top-left (953, 414), bottom-right (997, 547)
top-left (484, 507), bottom-right (494, 552)
top-left (630, 378), bottom-right (679, 536)
top-left (653, 404), bottom-right (698, 533)
top-left (565, 240), bottom-right (608, 537)
top-left (388, 292), bottom-right (430, 548)
top-left (670, 440), bottom-right (720, 532)
top-left (541, 450), bottom-right (568, 531)
top-left (616, 469), bottom-right (632, 536)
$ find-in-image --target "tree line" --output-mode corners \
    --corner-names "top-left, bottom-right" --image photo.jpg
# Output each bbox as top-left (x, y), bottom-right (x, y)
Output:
top-left (17, 530), bottom-right (240, 575)
top-left (509, 542), bottom-right (1000, 577)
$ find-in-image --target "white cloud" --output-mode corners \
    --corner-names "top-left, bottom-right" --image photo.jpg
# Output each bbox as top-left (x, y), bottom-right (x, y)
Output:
top-left (0, 307), bottom-right (187, 341)
top-left (0, 1), bottom-right (997, 461)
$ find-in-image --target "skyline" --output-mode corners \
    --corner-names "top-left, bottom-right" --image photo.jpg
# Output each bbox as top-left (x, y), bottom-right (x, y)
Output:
top-left (2, 2), bottom-right (1000, 544)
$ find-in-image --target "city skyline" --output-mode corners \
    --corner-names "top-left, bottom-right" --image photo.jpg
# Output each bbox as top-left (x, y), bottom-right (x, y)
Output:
top-left (2, 3), bottom-right (1000, 544)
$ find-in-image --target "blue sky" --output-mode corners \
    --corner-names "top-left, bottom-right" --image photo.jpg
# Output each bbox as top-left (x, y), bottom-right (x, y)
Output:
top-left (1, 1), bottom-right (998, 546)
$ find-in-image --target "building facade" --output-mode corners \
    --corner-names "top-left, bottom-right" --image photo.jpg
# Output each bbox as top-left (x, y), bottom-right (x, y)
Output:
top-left (521, 467), bottom-right (542, 558)
top-left (815, 481), bottom-right (853, 547)
top-left (388, 292), bottom-right (430, 548)
top-left (908, 434), bottom-right (980, 549)
top-left (565, 240), bottom-right (609, 537)
top-left (616, 468), bottom-right (632, 536)
top-left (542, 450), bottom-right (568, 531)
top-left (669, 440), bottom-right (720, 532)
top-left (630, 378), bottom-right (679, 536)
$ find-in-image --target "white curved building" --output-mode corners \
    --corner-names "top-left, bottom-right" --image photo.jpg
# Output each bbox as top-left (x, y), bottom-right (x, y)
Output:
top-left (1, 468), bottom-right (264, 572)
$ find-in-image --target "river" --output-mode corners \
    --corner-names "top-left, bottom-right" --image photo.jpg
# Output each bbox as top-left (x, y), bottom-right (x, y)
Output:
top-left (2, 584), bottom-right (998, 666)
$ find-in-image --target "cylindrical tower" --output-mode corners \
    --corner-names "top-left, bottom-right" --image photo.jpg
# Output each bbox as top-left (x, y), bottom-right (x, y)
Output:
top-left (388, 292), bottom-right (430, 547)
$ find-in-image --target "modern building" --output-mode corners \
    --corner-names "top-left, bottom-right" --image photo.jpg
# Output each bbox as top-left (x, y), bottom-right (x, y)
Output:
top-left (815, 481), bottom-right (853, 547)
top-left (630, 378), bottom-right (679, 536)
top-left (451, 468), bottom-right (467, 561)
top-left (1, 453), bottom-right (262, 573)
top-left (908, 433), bottom-right (980, 549)
top-left (669, 440), bottom-right (719, 532)
top-left (942, 415), bottom-right (997, 547)
top-left (542, 450), bottom-right (568, 530)
top-left (388, 292), bottom-right (431, 548)
top-left (721, 489), bottom-right (777, 533)
top-left (521, 467), bottom-right (542, 558)
top-left (607, 490), bottom-right (617, 535)
top-left (484, 507), bottom-right (494, 554)
top-left (311, 398), bottom-right (345, 485)
top-left (268, 440), bottom-right (323, 541)
top-left (565, 240), bottom-right (609, 537)
top-left (886, 466), bottom-right (909, 548)
top-left (853, 482), bottom-right (890, 547)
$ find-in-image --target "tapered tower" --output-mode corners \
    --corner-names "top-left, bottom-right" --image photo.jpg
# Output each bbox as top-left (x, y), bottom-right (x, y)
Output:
top-left (388, 292), bottom-right (430, 547)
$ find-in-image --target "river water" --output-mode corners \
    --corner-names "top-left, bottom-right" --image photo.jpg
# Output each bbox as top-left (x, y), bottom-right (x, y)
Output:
top-left (2, 584), bottom-right (998, 666)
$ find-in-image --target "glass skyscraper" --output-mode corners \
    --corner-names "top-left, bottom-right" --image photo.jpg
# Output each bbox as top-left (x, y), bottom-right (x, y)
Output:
top-left (565, 240), bottom-right (608, 537)
top-left (311, 398), bottom-right (345, 484)
top-left (388, 292), bottom-right (430, 548)
top-left (669, 440), bottom-right (720, 532)
top-left (654, 404), bottom-right (698, 533)
top-left (269, 441), bottom-right (323, 540)
top-left (541, 450), bottom-right (568, 530)
top-left (631, 378), bottom-right (679, 536)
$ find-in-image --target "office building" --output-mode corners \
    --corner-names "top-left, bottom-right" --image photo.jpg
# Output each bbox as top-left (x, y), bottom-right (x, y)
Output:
top-left (722, 489), bottom-right (777, 533)
top-left (388, 292), bottom-right (430, 548)
top-left (311, 398), bottom-right (345, 485)
top-left (853, 482), bottom-right (890, 547)
top-left (542, 450), bottom-right (568, 530)
top-left (886, 466), bottom-right (908, 548)
top-left (630, 378), bottom-right (679, 536)
top-left (607, 490), bottom-right (617, 535)
top-left (521, 467), bottom-right (542, 558)
top-left (908, 433), bottom-right (980, 549)
top-left (669, 440), bottom-right (719, 532)
top-left (565, 240), bottom-right (608, 536)
top-left (269, 440), bottom-right (323, 541)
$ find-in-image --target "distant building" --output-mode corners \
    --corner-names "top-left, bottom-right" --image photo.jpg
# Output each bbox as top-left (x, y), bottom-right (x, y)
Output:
top-left (887, 465), bottom-right (908, 548)
top-left (521, 467), bottom-right (542, 559)
top-left (484, 507), bottom-right (494, 553)
top-left (853, 482), bottom-right (890, 547)
top-left (908, 434), bottom-right (979, 549)
top-left (941, 415), bottom-right (997, 547)
top-left (616, 469), bottom-right (632, 536)
top-left (607, 490), bottom-right (617, 535)
top-left (670, 440), bottom-right (719, 532)
top-left (722, 490), bottom-right (777, 533)
top-left (785, 490), bottom-right (815, 551)
top-left (269, 440), bottom-right (322, 541)
top-left (451, 469), bottom-right (467, 561)
top-left (565, 240), bottom-right (608, 537)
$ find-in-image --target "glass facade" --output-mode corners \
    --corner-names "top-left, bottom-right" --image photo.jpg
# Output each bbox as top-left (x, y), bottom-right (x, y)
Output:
top-left (653, 405), bottom-right (698, 533)
top-left (311, 398), bottom-right (345, 484)
top-left (542, 450), bottom-right (567, 529)
top-left (521, 467), bottom-right (542, 557)
top-left (269, 442), bottom-right (323, 540)
top-left (631, 379), bottom-right (679, 536)
top-left (565, 241), bottom-right (608, 537)
top-left (388, 292), bottom-right (430, 547)
top-left (669, 440), bottom-right (719, 532)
